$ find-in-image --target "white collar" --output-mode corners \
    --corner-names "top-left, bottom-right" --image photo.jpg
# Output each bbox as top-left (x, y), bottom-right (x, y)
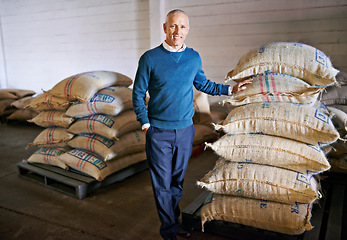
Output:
top-left (163, 41), bottom-right (186, 52)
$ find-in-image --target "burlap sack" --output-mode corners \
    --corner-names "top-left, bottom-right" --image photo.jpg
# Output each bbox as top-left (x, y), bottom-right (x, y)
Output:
top-left (206, 134), bottom-right (330, 174)
top-left (47, 71), bottom-right (133, 102)
top-left (0, 99), bottom-right (16, 115)
top-left (328, 104), bottom-right (347, 113)
top-left (327, 106), bottom-right (347, 136)
top-left (0, 89), bottom-right (35, 99)
top-left (321, 85), bottom-right (347, 106)
top-left (224, 72), bottom-right (322, 106)
top-left (193, 92), bottom-right (214, 128)
top-left (26, 93), bottom-right (71, 111)
top-left (328, 135), bottom-right (347, 158)
top-left (67, 130), bottom-right (145, 161)
top-left (193, 124), bottom-right (219, 146)
top-left (68, 111), bottom-right (140, 139)
top-left (336, 71), bottom-right (347, 85)
top-left (226, 42), bottom-right (339, 86)
top-left (27, 147), bottom-right (70, 169)
top-left (201, 193), bottom-right (313, 235)
top-left (65, 87), bottom-right (133, 118)
top-left (216, 102), bottom-right (339, 145)
top-left (58, 149), bottom-right (147, 181)
top-left (197, 159), bottom-right (320, 204)
top-left (313, 100), bottom-right (329, 115)
top-left (0, 90), bottom-right (17, 99)
top-left (28, 127), bottom-right (74, 148)
top-left (11, 96), bottom-right (35, 109)
top-left (28, 110), bottom-right (74, 128)
top-left (329, 155), bottom-right (347, 173)
top-left (7, 109), bottom-right (38, 121)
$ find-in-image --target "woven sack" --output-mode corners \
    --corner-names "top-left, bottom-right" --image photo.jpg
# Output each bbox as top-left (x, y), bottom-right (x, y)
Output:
top-left (28, 127), bottom-right (74, 148)
top-left (47, 71), bottom-right (133, 102)
top-left (201, 193), bottom-right (313, 235)
top-left (321, 85), bottom-right (347, 106)
top-left (58, 149), bottom-right (146, 181)
top-left (328, 135), bottom-right (347, 158)
top-left (327, 106), bottom-right (347, 136)
top-left (11, 96), bottom-right (35, 109)
top-left (197, 159), bottom-right (320, 204)
top-left (206, 134), bottom-right (330, 174)
top-left (329, 155), bottom-right (347, 172)
top-left (336, 71), bottom-right (347, 85)
top-left (216, 102), bottom-right (339, 145)
top-left (27, 147), bottom-right (70, 169)
top-left (0, 90), bottom-right (18, 99)
top-left (193, 92), bottom-right (213, 127)
top-left (193, 124), bottom-right (219, 146)
top-left (0, 89), bottom-right (35, 99)
top-left (328, 104), bottom-right (347, 113)
top-left (68, 130), bottom-right (145, 161)
top-left (0, 99), bottom-right (16, 115)
top-left (65, 87), bottom-right (133, 118)
top-left (28, 110), bottom-right (74, 128)
top-left (26, 93), bottom-right (71, 111)
top-left (68, 111), bottom-right (140, 139)
top-left (227, 42), bottom-right (339, 86)
top-left (7, 109), bottom-right (38, 121)
top-left (224, 72), bottom-right (322, 106)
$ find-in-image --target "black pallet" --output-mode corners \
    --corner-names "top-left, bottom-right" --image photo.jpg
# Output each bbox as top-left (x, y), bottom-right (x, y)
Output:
top-left (17, 160), bottom-right (148, 199)
top-left (182, 172), bottom-right (347, 240)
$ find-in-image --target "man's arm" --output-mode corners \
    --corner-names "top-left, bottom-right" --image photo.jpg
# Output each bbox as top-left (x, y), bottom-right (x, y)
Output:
top-left (132, 54), bottom-right (151, 130)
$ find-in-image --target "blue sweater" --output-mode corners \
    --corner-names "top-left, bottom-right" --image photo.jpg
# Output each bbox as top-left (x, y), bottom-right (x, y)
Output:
top-left (132, 44), bottom-right (229, 129)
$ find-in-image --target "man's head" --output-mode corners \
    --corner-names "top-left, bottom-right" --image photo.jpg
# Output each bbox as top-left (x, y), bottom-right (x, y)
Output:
top-left (163, 9), bottom-right (190, 51)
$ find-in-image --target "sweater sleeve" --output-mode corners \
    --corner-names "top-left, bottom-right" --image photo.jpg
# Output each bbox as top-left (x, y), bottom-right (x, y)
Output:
top-left (193, 53), bottom-right (229, 96)
top-left (132, 53), bottom-right (150, 126)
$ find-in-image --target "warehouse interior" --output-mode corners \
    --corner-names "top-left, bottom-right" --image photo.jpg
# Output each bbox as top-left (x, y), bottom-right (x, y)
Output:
top-left (1, 1), bottom-right (347, 240)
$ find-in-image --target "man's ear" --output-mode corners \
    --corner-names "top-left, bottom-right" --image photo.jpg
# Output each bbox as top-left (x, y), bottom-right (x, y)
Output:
top-left (163, 23), bottom-right (167, 34)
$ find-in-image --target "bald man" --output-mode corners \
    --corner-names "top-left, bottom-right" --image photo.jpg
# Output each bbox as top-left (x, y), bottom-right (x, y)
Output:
top-left (133, 9), bottom-right (251, 240)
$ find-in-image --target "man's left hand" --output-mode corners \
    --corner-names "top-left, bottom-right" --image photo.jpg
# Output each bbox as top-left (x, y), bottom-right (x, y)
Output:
top-left (232, 78), bottom-right (253, 93)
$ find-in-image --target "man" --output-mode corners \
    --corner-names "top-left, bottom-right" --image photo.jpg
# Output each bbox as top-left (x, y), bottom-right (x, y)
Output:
top-left (132, 9), bottom-right (251, 240)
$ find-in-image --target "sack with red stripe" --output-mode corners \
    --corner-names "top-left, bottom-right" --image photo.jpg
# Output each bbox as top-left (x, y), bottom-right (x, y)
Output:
top-left (27, 147), bottom-right (70, 169)
top-left (28, 110), bottom-right (74, 128)
top-left (27, 127), bottom-right (74, 148)
top-left (68, 111), bottom-right (140, 139)
top-left (215, 102), bottom-right (339, 145)
top-left (58, 149), bottom-right (146, 181)
top-left (26, 93), bottom-right (71, 111)
top-left (47, 71), bottom-right (133, 102)
top-left (226, 42), bottom-right (339, 86)
top-left (224, 72), bottom-right (323, 106)
top-left (65, 87), bottom-right (133, 118)
top-left (67, 130), bottom-right (145, 161)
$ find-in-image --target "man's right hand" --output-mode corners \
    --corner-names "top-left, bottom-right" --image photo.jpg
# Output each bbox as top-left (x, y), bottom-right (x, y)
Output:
top-left (143, 127), bottom-right (149, 135)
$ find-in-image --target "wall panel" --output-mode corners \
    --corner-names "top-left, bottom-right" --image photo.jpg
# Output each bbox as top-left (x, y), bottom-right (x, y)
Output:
top-left (165, 0), bottom-right (347, 102)
top-left (0, 0), bottom-right (149, 92)
top-left (0, 0), bottom-right (346, 103)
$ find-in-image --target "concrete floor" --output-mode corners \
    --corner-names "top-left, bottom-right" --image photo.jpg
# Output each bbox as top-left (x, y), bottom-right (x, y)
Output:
top-left (0, 121), bottom-right (231, 240)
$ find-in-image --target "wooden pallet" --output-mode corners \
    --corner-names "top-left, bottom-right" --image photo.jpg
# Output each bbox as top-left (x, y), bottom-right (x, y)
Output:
top-left (17, 160), bottom-right (148, 199)
top-left (182, 172), bottom-right (347, 240)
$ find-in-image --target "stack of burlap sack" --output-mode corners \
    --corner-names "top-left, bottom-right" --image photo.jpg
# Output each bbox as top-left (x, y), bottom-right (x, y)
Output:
top-left (0, 89), bottom-right (37, 121)
top-left (196, 42), bottom-right (342, 235)
top-left (26, 71), bottom-right (147, 181)
top-left (192, 92), bottom-right (220, 147)
top-left (320, 71), bottom-right (347, 172)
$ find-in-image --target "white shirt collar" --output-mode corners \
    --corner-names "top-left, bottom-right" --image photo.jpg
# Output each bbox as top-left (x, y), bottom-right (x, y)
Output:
top-left (163, 41), bottom-right (186, 52)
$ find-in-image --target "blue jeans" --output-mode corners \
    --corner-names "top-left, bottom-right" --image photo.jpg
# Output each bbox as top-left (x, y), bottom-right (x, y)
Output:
top-left (145, 124), bottom-right (195, 239)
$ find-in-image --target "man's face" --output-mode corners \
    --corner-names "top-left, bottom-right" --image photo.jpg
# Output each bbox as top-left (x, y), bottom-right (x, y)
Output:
top-left (163, 12), bottom-right (190, 50)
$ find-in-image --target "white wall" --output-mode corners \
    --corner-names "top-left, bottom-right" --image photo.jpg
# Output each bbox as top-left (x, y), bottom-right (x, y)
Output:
top-left (0, 0), bottom-right (346, 102)
top-left (0, 0), bottom-right (150, 93)
top-left (165, 0), bottom-right (347, 102)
